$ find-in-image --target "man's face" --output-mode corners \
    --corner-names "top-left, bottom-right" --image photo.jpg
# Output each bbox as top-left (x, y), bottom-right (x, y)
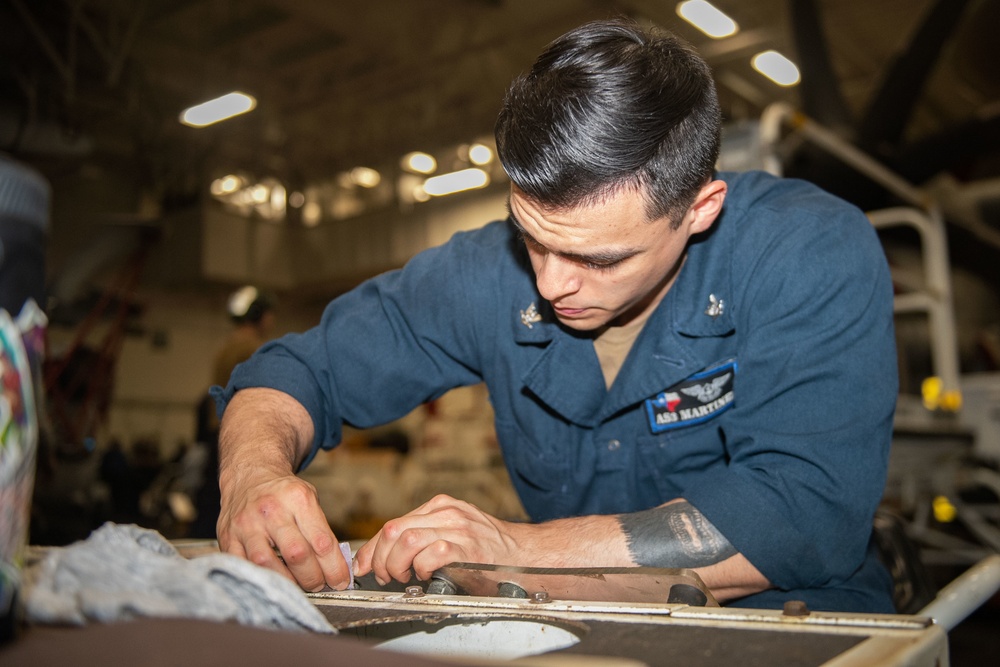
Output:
top-left (509, 184), bottom-right (709, 331)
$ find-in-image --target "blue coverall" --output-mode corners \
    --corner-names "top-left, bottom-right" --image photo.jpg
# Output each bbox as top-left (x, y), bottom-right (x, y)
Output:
top-left (216, 171), bottom-right (899, 612)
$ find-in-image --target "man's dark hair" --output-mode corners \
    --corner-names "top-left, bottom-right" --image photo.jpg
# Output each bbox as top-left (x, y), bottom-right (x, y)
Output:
top-left (495, 19), bottom-right (721, 227)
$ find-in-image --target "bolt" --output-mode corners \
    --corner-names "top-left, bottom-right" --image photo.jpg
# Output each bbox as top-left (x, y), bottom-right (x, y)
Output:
top-left (783, 600), bottom-right (810, 617)
top-left (404, 585), bottom-right (424, 598)
top-left (531, 591), bottom-right (551, 604)
top-left (427, 578), bottom-right (457, 596)
top-left (497, 582), bottom-right (528, 598)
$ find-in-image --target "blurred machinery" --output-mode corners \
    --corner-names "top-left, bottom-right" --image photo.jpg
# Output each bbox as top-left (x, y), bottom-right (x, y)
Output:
top-left (43, 226), bottom-right (154, 450)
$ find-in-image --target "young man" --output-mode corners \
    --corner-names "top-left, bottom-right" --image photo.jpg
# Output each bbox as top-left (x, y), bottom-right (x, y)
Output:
top-left (212, 19), bottom-right (898, 612)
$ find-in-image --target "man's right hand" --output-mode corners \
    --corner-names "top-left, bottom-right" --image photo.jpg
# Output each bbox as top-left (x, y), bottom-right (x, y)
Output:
top-left (217, 472), bottom-right (351, 591)
top-left (215, 387), bottom-right (351, 591)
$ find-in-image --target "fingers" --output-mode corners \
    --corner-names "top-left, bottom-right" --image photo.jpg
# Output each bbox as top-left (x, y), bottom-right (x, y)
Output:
top-left (218, 475), bottom-right (351, 591)
top-left (359, 496), bottom-right (512, 585)
top-left (220, 533), bottom-right (247, 560)
top-left (244, 532), bottom-right (298, 586)
top-left (356, 520), bottom-right (452, 586)
top-left (402, 530), bottom-right (460, 581)
top-left (409, 537), bottom-right (460, 582)
top-left (352, 533), bottom-right (379, 580)
top-left (271, 523), bottom-right (328, 591)
top-left (297, 515), bottom-right (352, 590)
top-left (353, 494), bottom-right (460, 581)
top-left (270, 481), bottom-right (350, 590)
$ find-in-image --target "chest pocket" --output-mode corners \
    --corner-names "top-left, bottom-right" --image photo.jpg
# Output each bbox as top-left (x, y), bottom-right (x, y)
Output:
top-left (494, 414), bottom-right (592, 521)
top-left (636, 421), bottom-right (729, 499)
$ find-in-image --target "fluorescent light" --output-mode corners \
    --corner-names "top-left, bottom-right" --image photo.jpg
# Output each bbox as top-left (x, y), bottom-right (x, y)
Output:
top-left (180, 92), bottom-right (256, 127)
top-left (468, 143), bottom-right (494, 166)
top-left (210, 174), bottom-right (243, 195)
top-left (422, 168), bottom-right (490, 196)
top-left (350, 166), bottom-right (381, 188)
top-left (751, 50), bottom-right (801, 86)
top-left (677, 1), bottom-right (738, 39)
top-left (402, 151), bottom-right (437, 174)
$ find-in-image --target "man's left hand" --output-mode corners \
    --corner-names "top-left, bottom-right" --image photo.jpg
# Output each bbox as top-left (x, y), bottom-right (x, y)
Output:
top-left (353, 494), bottom-right (522, 584)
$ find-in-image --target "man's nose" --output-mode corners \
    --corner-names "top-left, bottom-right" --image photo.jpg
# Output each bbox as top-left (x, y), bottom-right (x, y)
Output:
top-left (534, 254), bottom-right (581, 302)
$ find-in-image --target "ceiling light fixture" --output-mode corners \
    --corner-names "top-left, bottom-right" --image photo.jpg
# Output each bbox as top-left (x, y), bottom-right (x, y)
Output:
top-left (210, 174), bottom-right (243, 196)
top-left (350, 166), bottom-right (381, 188)
top-left (180, 92), bottom-right (257, 127)
top-left (422, 168), bottom-right (490, 197)
top-left (402, 151), bottom-right (437, 174)
top-left (468, 143), bottom-right (494, 166)
top-left (676, 1), bottom-right (738, 39)
top-left (751, 50), bottom-right (801, 86)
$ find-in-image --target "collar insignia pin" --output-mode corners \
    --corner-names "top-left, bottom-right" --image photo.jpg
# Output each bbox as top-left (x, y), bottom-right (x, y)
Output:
top-left (704, 294), bottom-right (724, 319)
top-left (520, 302), bottom-right (543, 329)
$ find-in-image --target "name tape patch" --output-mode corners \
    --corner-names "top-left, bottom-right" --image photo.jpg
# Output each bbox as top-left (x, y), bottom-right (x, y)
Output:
top-left (645, 361), bottom-right (736, 433)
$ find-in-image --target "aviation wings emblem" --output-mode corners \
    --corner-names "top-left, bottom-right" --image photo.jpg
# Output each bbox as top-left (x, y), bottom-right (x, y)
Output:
top-left (679, 373), bottom-right (731, 403)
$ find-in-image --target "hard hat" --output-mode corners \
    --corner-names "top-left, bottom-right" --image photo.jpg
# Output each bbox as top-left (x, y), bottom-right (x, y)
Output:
top-left (227, 285), bottom-right (273, 323)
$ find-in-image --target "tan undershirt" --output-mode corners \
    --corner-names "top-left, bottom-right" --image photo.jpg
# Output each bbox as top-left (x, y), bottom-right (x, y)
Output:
top-left (593, 307), bottom-right (655, 389)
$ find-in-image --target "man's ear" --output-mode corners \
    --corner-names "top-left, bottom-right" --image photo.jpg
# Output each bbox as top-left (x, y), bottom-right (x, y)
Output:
top-left (686, 179), bottom-right (727, 235)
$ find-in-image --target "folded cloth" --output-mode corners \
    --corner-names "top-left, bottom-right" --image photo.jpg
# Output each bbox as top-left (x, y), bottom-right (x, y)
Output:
top-left (23, 522), bottom-right (335, 633)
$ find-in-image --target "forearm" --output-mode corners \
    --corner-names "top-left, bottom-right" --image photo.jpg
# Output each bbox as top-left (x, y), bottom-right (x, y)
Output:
top-left (513, 499), bottom-right (770, 602)
top-left (506, 513), bottom-right (633, 568)
top-left (218, 387), bottom-right (316, 493)
top-left (617, 499), bottom-right (770, 601)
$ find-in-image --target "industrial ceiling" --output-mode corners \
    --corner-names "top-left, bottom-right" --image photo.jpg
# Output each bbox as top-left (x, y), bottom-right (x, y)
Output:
top-left (2, 0), bottom-right (999, 292)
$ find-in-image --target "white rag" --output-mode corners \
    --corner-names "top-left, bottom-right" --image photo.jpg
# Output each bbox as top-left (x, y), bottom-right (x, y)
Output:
top-left (23, 522), bottom-right (335, 633)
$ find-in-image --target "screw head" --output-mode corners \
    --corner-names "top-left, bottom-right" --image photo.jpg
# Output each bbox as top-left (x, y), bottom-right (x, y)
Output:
top-left (783, 600), bottom-right (810, 617)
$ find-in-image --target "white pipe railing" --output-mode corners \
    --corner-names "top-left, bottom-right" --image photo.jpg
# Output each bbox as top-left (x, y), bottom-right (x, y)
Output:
top-left (918, 554), bottom-right (1000, 631)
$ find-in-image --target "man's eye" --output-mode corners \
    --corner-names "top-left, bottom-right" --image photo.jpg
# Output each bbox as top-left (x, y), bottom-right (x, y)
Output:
top-left (585, 260), bottom-right (619, 272)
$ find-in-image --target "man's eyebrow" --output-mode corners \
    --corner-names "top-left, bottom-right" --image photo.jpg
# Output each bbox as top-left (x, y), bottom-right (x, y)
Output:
top-left (506, 206), bottom-right (640, 266)
top-left (571, 246), bottom-right (641, 265)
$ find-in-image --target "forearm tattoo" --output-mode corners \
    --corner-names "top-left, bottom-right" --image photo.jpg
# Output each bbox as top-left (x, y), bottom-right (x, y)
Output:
top-left (618, 501), bottom-right (737, 568)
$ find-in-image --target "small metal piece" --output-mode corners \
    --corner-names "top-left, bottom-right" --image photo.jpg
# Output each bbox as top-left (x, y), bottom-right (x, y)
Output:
top-left (783, 600), bottom-right (810, 617)
top-left (704, 293), bottom-right (724, 319)
top-left (530, 591), bottom-right (551, 604)
top-left (403, 585), bottom-right (425, 598)
top-left (667, 583), bottom-right (709, 606)
top-left (497, 581), bottom-right (528, 598)
top-left (426, 577), bottom-right (457, 596)
top-left (520, 302), bottom-right (542, 329)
